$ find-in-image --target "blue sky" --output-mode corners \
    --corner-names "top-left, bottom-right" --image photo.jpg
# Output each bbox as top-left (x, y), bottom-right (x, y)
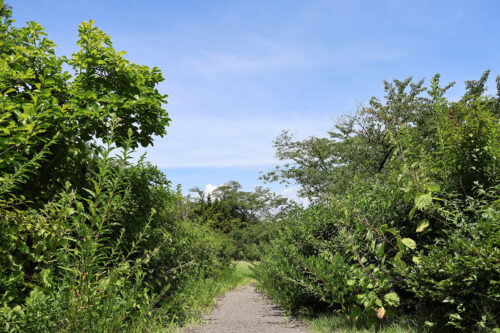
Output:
top-left (11, 0), bottom-right (500, 198)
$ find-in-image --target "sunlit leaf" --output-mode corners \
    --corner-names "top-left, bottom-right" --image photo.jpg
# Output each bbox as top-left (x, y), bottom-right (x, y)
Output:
top-left (376, 307), bottom-right (386, 319)
top-left (415, 192), bottom-right (432, 209)
top-left (402, 238), bottom-right (416, 249)
top-left (416, 219), bottom-right (429, 232)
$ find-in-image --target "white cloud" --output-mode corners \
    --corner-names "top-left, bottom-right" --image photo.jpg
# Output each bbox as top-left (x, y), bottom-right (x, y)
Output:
top-left (280, 186), bottom-right (310, 207)
top-left (178, 41), bottom-right (405, 81)
top-left (187, 49), bottom-right (305, 75)
top-left (204, 184), bottom-right (218, 196)
top-left (177, 37), bottom-right (308, 78)
top-left (135, 112), bottom-right (334, 168)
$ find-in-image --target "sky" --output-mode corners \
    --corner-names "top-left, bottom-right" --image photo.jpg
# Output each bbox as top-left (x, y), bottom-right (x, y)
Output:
top-left (10, 0), bottom-right (500, 198)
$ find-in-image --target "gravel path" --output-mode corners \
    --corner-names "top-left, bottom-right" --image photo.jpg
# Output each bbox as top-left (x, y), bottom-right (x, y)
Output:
top-left (185, 284), bottom-right (308, 333)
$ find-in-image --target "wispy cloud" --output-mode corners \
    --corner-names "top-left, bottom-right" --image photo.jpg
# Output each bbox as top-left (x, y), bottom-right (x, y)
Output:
top-left (137, 112), bottom-right (334, 168)
top-left (179, 41), bottom-right (307, 79)
top-left (177, 39), bottom-right (406, 81)
top-left (20, 0), bottom-right (499, 194)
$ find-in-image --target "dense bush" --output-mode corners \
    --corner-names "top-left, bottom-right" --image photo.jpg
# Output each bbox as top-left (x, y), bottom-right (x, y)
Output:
top-left (255, 73), bottom-right (500, 331)
top-left (0, 6), bottom-right (231, 331)
top-left (0, 123), bottom-right (232, 332)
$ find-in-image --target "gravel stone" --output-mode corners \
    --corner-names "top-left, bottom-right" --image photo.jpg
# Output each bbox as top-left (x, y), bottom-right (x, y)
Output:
top-left (184, 284), bottom-right (308, 333)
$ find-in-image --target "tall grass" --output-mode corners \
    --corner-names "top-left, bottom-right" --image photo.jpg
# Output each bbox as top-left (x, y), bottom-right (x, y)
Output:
top-left (306, 314), bottom-right (426, 333)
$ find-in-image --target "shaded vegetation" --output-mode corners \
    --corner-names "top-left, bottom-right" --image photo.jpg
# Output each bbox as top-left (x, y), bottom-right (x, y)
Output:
top-left (187, 180), bottom-right (294, 261)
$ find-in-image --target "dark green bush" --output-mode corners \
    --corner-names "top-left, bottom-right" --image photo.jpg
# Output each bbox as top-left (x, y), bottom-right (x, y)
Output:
top-left (0, 122), bottom-right (233, 332)
top-left (0, 6), bottom-right (232, 331)
top-left (255, 74), bottom-right (500, 331)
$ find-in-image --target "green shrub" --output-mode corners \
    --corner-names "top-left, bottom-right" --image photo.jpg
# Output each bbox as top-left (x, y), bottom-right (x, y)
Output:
top-left (0, 5), bottom-right (232, 330)
top-left (0, 123), bottom-right (233, 331)
top-left (256, 73), bottom-right (500, 331)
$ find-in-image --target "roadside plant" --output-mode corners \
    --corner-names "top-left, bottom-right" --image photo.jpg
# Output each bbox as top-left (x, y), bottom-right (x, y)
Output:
top-left (256, 72), bottom-right (500, 331)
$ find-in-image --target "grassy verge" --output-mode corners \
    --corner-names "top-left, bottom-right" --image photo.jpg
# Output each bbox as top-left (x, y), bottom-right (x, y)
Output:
top-left (181, 261), bottom-right (255, 313)
top-left (231, 260), bottom-right (256, 286)
top-left (163, 261), bottom-right (255, 332)
top-left (305, 313), bottom-right (425, 333)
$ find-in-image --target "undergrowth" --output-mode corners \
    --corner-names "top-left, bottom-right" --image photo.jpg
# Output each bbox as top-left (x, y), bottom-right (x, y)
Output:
top-left (255, 73), bottom-right (500, 332)
top-left (306, 313), bottom-right (423, 333)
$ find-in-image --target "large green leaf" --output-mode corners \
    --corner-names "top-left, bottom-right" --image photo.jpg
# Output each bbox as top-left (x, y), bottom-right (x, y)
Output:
top-left (414, 192), bottom-right (432, 209)
top-left (402, 238), bottom-right (416, 249)
top-left (384, 292), bottom-right (400, 307)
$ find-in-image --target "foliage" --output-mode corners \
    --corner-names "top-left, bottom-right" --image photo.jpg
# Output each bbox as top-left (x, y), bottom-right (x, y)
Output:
top-left (306, 313), bottom-right (423, 333)
top-left (0, 2), bottom-right (169, 204)
top-left (255, 72), bottom-right (500, 331)
top-left (0, 122), bottom-right (232, 332)
top-left (188, 181), bottom-right (294, 260)
top-left (2, 3), bottom-right (499, 332)
top-left (0, 5), bottom-right (231, 331)
top-left (261, 76), bottom-right (451, 202)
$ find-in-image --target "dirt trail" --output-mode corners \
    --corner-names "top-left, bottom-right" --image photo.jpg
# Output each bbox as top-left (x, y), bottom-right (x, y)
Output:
top-left (184, 284), bottom-right (307, 333)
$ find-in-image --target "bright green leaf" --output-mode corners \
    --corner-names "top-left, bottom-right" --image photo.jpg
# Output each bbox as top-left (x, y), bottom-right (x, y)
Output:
top-left (402, 238), bottom-right (416, 249)
top-left (416, 219), bottom-right (429, 232)
top-left (415, 192), bottom-right (432, 209)
top-left (384, 292), bottom-right (400, 307)
top-left (426, 182), bottom-right (440, 192)
top-left (409, 206), bottom-right (417, 220)
top-left (375, 242), bottom-right (385, 258)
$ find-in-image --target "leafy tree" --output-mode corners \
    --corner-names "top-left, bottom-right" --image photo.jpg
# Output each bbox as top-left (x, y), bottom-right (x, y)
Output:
top-left (0, 3), bottom-right (169, 203)
top-left (188, 181), bottom-right (294, 259)
top-left (261, 77), bottom-right (455, 201)
top-left (256, 73), bottom-right (500, 331)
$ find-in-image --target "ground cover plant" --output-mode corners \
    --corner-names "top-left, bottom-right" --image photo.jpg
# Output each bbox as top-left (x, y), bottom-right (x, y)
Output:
top-left (255, 73), bottom-right (500, 332)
